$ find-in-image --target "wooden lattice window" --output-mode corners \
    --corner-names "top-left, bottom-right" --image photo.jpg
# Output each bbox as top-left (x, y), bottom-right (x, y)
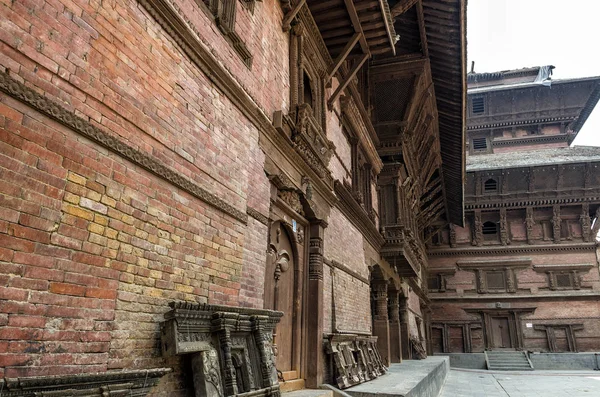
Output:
top-left (428, 276), bottom-right (440, 291)
top-left (472, 137), bottom-right (488, 151)
top-left (472, 97), bottom-right (485, 114)
top-left (556, 273), bottom-right (572, 288)
top-left (482, 221), bottom-right (497, 235)
top-left (486, 271), bottom-right (505, 290)
top-left (484, 178), bottom-right (498, 193)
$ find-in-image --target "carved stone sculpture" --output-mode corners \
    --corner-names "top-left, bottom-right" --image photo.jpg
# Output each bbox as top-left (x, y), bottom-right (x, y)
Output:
top-left (161, 302), bottom-right (283, 397)
top-left (325, 334), bottom-right (387, 389)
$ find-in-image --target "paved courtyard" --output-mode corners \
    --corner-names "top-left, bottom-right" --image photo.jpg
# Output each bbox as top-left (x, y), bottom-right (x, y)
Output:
top-left (440, 369), bottom-right (600, 397)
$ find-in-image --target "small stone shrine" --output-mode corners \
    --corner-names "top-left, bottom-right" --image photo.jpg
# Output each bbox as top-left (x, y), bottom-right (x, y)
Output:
top-left (325, 334), bottom-right (387, 389)
top-left (160, 302), bottom-right (283, 396)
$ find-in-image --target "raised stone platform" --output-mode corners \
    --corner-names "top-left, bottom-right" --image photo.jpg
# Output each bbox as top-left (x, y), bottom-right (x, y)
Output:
top-left (344, 357), bottom-right (449, 397)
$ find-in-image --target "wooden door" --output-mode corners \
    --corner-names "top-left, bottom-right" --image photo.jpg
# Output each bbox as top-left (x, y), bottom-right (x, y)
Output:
top-left (490, 317), bottom-right (512, 348)
top-left (265, 221), bottom-right (297, 375)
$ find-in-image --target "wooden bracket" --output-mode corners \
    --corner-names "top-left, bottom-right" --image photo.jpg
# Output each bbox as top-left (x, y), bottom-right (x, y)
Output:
top-left (326, 32), bottom-right (361, 85)
top-left (343, 0), bottom-right (371, 56)
top-left (328, 53), bottom-right (369, 109)
top-left (391, 0), bottom-right (419, 17)
top-left (282, 0), bottom-right (306, 32)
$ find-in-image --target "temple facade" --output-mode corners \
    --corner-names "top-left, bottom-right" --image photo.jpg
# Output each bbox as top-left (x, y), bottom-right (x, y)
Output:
top-left (0, 0), bottom-right (466, 396)
top-left (428, 66), bottom-right (600, 354)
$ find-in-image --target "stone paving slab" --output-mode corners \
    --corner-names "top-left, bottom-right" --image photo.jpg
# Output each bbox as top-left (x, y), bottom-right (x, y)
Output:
top-left (439, 368), bottom-right (600, 397)
top-left (346, 357), bottom-right (449, 397)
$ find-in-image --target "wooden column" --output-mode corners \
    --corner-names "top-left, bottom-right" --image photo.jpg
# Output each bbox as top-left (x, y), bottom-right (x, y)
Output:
top-left (372, 280), bottom-right (391, 366)
top-left (306, 220), bottom-right (326, 388)
top-left (399, 293), bottom-right (410, 359)
top-left (388, 288), bottom-right (402, 363)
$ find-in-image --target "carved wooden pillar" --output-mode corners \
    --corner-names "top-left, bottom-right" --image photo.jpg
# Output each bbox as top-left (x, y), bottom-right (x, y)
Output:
top-left (388, 288), bottom-right (402, 363)
top-left (364, 163), bottom-right (373, 211)
top-left (525, 207), bottom-right (535, 244)
top-left (551, 205), bottom-right (561, 244)
top-left (473, 211), bottom-right (483, 247)
top-left (580, 203), bottom-right (591, 242)
top-left (350, 137), bottom-right (359, 191)
top-left (500, 208), bottom-right (509, 246)
top-left (449, 224), bottom-right (457, 248)
top-left (398, 293), bottom-right (410, 360)
top-left (306, 219), bottom-right (326, 388)
top-left (476, 269), bottom-right (486, 294)
top-left (371, 280), bottom-right (390, 366)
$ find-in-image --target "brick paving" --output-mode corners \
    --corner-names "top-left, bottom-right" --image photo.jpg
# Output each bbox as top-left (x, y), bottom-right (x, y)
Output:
top-left (440, 369), bottom-right (600, 397)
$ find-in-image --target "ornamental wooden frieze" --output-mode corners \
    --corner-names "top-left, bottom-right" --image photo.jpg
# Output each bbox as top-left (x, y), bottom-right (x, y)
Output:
top-left (161, 302), bottom-right (283, 397)
top-left (325, 334), bottom-right (387, 389)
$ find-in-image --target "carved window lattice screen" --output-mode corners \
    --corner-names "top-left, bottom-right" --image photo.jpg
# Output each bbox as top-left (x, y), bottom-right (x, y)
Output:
top-left (486, 271), bottom-right (505, 290)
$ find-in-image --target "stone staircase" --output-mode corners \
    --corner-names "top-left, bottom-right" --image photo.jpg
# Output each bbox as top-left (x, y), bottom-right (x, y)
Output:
top-left (484, 351), bottom-right (534, 371)
top-left (282, 390), bottom-right (333, 397)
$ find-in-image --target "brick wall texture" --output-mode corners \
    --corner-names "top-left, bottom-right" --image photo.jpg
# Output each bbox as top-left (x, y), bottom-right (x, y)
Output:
top-left (0, 0), bottom-right (391, 393)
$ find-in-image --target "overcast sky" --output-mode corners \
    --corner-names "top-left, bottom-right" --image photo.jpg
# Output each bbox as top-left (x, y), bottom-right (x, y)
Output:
top-left (467, 0), bottom-right (600, 146)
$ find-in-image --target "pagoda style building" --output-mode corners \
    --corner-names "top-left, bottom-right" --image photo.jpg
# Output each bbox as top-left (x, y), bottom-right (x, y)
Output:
top-left (427, 66), bottom-right (600, 354)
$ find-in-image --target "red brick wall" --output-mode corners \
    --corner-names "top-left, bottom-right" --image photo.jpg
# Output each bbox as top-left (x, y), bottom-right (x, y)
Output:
top-left (0, 0), bottom-right (282, 391)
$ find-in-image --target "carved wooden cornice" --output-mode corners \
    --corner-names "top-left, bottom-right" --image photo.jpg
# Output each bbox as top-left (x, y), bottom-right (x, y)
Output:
top-left (431, 292), bottom-right (600, 301)
top-left (0, 71), bottom-right (250, 224)
top-left (490, 134), bottom-right (570, 147)
top-left (533, 263), bottom-right (594, 272)
top-left (468, 116), bottom-right (574, 131)
top-left (465, 195), bottom-right (600, 210)
top-left (0, 368), bottom-right (172, 397)
top-left (139, 0), bottom-right (338, 208)
top-left (334, 180), bottom-right (384, 250)
top-left (428, 267), bottom-right (457, 275)
top-left (457, 257), bottom-right (532, 270)
top-left (427, 242), bottom-right (597, 256)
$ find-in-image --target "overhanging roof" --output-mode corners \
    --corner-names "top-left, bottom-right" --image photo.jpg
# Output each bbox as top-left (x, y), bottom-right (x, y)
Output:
top-left (423, 0), bottom-right (467, 226)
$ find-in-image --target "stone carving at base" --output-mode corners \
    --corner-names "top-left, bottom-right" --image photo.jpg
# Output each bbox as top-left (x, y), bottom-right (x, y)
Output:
top-left (161, 302), bottom-right (283, 397)
top-left (325, 334), bottom-right (387, 389)
top-left (0, 368), bottom-right (172, 397)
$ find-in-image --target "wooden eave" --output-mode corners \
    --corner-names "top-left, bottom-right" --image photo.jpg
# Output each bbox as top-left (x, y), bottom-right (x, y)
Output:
top-left (307, 0), bottom-right (397, 58)
top-left (422, 0), bottom-right (466, 227)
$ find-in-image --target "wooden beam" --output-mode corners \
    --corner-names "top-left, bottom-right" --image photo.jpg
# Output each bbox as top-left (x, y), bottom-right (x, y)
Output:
top-left (391, 0), bottom-right (419, 17)
top-left (328, 53), bottom-right (368, 109)
top-left (378, 0), bottom-right (397, 55)
top-left (343, 0), bottom-right (371, 56)
top-left (282, 0), bottom-right (306, 32)
top-left (415, 0), bottom-right (429, 57)
top-left (326, 32), bottom-right (360, 83)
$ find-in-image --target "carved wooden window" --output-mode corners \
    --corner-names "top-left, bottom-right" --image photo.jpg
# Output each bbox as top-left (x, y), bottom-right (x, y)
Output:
top-left (472, 97), bottom-right (485, 114)
top-left (200, 0), bottom-right (253, 67)
top-left (484, 178), bottom-right (498, 193)
top-left (472, 137), bottom-right (488, 152)
top-left (486, 271), bottom-right (505, 290)
top-left (560, 220), bottom-right (572, 240)
top-left (541, 221), bottom-right (552, 241)
top-left (303, 71), bottom-right (314, 109)
top-left (547, 271), bottom-right (580, 291)
top-left (482, 221), bottom-right (498, 239)
top-left (427, 276), bottom-right (440, 291)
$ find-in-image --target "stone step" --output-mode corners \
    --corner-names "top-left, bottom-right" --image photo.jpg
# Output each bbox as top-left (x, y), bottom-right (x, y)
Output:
top-left (485, 351), bottom-right (534, 371)
top-left (282, 389), bottom-right (333, 397)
